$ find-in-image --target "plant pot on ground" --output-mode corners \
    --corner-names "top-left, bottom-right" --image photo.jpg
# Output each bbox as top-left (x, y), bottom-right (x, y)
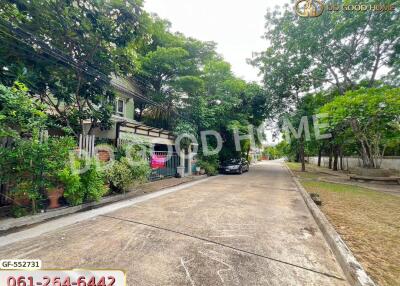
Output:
top-left (47, 186), bottom-right (64, 209)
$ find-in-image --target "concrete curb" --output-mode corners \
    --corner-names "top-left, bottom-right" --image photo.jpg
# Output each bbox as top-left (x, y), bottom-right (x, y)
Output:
top-left (0, 175), bottom-right (214, 238)
top-left (284, 164), bottom-right (376, 286)
top-left (0, 193), bottom-right (132, 233)
top-left (0, 175), bottom-right (209, 233)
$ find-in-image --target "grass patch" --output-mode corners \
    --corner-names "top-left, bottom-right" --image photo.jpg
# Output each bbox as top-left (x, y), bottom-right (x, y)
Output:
top-left (301, 180), bottom-right (400, 286)
top-left (286, 162), bottom-right (302, 171)
top-left (286, 162), bottom-right (321, 179)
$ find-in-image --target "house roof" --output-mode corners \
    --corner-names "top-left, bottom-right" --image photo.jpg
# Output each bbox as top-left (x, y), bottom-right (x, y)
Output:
top-left (118, 120), bottom-right (175, 140)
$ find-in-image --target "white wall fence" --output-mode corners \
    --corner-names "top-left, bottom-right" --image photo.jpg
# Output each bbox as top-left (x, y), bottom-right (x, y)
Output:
top-left (308, 156), bottom-right (400, 172)
top-left (78, 134), bottom-right (96, 157)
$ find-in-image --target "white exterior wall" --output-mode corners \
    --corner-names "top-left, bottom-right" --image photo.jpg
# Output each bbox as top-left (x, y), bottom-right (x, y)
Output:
top-left (308, 156), bottom-right (400, 172)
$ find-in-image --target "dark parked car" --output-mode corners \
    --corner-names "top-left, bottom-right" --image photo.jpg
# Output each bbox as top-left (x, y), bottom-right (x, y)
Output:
top-left (219, 158), bottom-right (249, 174)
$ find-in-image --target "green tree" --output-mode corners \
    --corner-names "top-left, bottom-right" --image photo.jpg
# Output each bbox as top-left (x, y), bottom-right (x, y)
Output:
top-left (0, 83), bottom-right (47, 138)
top-left (253, 2), bottom-right (400, 170)
top-left (253, 1), bottom-right (400, 98)
top-left (320, 87), bottom-right (400, 168)
top-left (0, 0), bottom-right (144, 136)
top-left (129, 15), bottom-right (219, 129)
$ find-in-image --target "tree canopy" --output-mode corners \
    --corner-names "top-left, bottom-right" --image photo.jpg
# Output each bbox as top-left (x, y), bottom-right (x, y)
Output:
top-left (0, 0), bottom-right (144, 136)
top-left (320, 87), bottom-right (400, 168)
top-left (0, 1), bottom-right (272, 165)
top-left (254, 2), bottom-right (400, 170)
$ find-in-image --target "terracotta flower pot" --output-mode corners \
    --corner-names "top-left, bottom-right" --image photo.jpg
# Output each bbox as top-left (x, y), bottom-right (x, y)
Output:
top-left (98, 149), bottom-right (111, 162)
top-left (47, 187), bottom-right (64, 209)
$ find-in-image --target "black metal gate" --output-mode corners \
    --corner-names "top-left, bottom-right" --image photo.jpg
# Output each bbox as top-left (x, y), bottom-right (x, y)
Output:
top-left (149, 151), bottom-right (179, 181)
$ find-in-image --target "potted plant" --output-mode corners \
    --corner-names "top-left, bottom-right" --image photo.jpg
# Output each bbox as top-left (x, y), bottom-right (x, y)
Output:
top-left (196, 160), bottom-right (207, 175)
top-left (46, 183), bottom-right (64, 209)
top-left (43, 136), bottom-right (76, 209)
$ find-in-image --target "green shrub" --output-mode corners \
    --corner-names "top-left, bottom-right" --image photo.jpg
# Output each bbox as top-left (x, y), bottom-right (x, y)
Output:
top-left (106, 157), bottom-right (150, 192)
top-left (105, 159), bottom-right (134, 192)
top-left (197, 160), bottom-right (218, 176)
top-left (0, 83), bottom-right (47, 139)
top-left (1, 134), bottom-right (76, 211)
top-left (45, 136), bottom-right (77, 186)
top-left (10, 206), bottom-right (28, 218)
top-left (128, 159), bottom-right (151, 185)
top-left (12, 181), bottom-right (40, 202)
top-left (115, 140), bottom-right (151, 161)
top-left (61, 159), bottom-right (108, 206)
top-left (9, 181), bottom-right (37, 216)
top-left (59, 165), bottom-right (83, 206)
top-left (80, 161), bottom-right (107, 202)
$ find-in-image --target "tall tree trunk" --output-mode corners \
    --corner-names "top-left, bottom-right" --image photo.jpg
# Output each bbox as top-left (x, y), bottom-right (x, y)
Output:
top-left (136, 103), bottom-right (145, 122)
top-left (318, 146), bottom-right (323, 167)
top-left (359, 140), bottom-right (369, 168)
top-left (333, 145), bottom-right (339, 171)
top-left (328, 66), bottom-right (344, 95)
top-left (369, 45), bottom-right (382, 87)
top-left (339, 147), bottom-right (344, 170)
top-left (328, 145), bottom-right (333, 169)
top-left (299, 139), bottom-right (306, 172)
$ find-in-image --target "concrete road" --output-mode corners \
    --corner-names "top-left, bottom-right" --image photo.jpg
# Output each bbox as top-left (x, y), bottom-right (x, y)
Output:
top-left (0, 161), bottom-right (348, 285)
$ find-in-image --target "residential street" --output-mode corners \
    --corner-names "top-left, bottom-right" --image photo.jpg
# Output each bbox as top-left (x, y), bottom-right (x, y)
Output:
top-left (0, 161), bottom-right (348, 285)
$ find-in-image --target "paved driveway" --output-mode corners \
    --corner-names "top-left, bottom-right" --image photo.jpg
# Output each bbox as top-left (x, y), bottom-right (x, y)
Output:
top-left (0, 161), bottom-right (348, 285)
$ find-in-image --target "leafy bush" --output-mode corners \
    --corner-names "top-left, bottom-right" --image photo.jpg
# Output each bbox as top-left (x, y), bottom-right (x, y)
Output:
top-left (10, 206), bottom-right (28, 218)
top-left (44, 136), bottom-right (77, 187)
top-left (0, 83), bottom-right (47, 138)
top-left (1, 135), bottom-right (76, 212)
top-left (80, 160), bottom-right (108, 202)
top-left (12, 181), bottom-right (39, 202)
top-left (105, 158), bottom-right (134, 192)
top-left (115, 140), bottom-right (151, 161)
top-left (60, 159), bottom-right (108, 206)
top-left (128, 159), bottom-right (151, 185)
top-left (58, 165), bottom-right (83, 206)
top-left (197, 160), bottom-right (218, 176)
top-left (106, 156), bottom-right (151, 193)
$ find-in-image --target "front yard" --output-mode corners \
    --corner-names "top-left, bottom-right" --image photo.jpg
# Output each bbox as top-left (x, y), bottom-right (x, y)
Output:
top-left (287, 162), bottom-right (400, 286)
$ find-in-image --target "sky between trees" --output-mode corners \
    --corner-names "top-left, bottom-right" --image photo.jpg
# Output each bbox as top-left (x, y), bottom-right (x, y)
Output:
top-left (144, 0), bottom-right (290, 82)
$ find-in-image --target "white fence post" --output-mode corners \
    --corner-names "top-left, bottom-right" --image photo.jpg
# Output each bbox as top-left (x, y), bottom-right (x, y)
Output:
top-left (78, 134), bottom-right (95, 158)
